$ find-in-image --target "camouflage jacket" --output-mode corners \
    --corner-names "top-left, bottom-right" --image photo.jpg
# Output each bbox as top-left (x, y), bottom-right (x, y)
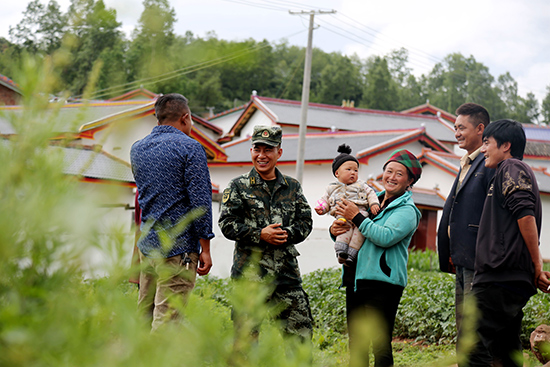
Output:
top-left (219, 168), bottom-right (312, 287)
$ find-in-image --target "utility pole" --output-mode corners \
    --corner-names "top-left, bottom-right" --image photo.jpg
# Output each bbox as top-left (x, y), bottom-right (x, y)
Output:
top-left (290, 9), bottom-right (336, 183)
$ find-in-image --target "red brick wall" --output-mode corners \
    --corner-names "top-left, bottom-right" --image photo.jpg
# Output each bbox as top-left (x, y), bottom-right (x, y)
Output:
top-left (409, 209), bottom-right (437, 252)
top-left (0, 84), bottom-right (19, 106)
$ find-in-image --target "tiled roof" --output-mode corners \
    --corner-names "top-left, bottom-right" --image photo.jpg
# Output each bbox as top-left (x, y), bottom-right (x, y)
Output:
top-left (1, 139), bottom-right (134, 183)
top-left (411, 189), bottom-right (446, 209)
top-left (0, 74), bottom-right (21, 95)
top-left (60, 145), bottom-right (134, 183)
top-left (208, 104), bottom-right (247, 120)
top-left (250, 97), bottom-right (457, 143)
top-left (1, 100), bottom-right (154, 134)
top-left (218, 130), bottom-right (444, 164)
top-left (525, 141), bottom-right (550, 158)
top-left (524, 124), bottom-right (550, 142)
top-left (107, 88), bottom-right (158, 101)
top-left (400, 103), bottom-right (457, 124)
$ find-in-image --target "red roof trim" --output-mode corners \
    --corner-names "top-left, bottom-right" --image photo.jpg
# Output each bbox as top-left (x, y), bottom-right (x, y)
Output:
top-left (192, 114), bottom-right (223, 135)
top-left (80, 177), bottom-right (136, 187)
top-left (253, 95), bottom-right (442, 121)
top-left (419, 152), bottom-right (459, 176)
top-left (107, 88), bottom-right (158, 101)
top-left (190, 126), bottom-right (227, 162)
top-left (401, 103), bottom-right (457, 123)
top-left (208, 104), bottom-right (247, 120)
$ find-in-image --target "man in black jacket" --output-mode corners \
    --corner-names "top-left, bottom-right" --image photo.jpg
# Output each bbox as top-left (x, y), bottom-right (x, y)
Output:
top-left (437, 103), bottom-right (494, 354)
top-left (466, 119), bottom-right (550, 367)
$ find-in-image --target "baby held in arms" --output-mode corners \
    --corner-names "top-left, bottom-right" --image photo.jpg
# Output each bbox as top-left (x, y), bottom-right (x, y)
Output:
top-left (315, 144), bottom-right (380, 266)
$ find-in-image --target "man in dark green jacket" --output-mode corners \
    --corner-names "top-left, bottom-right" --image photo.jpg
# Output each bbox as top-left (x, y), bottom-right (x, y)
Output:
top-left (219, 125), bottom-right (313, 341)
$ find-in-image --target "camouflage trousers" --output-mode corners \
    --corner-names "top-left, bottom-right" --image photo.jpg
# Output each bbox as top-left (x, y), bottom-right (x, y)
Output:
top-left (233, 285), bottom-right (313, 341)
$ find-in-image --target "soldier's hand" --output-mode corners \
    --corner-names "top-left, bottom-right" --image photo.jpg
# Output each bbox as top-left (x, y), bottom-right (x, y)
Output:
top-left (261, 223), bottom-right (288, 245)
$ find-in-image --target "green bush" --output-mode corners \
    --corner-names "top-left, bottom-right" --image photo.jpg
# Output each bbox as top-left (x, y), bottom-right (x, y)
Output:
top-left (302, 251), bottom-right (550, 347)
top-left (395, 269), bottom-right (456, 343)
top-left (2, 55), bottom-right (549, 366)
top-left (0, 55), bottom-right (315, 367)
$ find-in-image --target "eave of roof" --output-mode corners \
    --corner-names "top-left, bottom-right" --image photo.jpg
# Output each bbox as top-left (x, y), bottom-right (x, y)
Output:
top-left (0, 74), bottom-right (22, 96)
top-left (220, 95), bottom-right (458, 144)
top-left (418, 149), bottom-right (460, 176)
top-left (192, 114), bottom-right (223, 135)
top-left (190, 126), bottom-right (227, 162)
top-left (211, 129), bottom-right (451, 167)
top-left (78, 101), bottom-right (156, 137)
top-left (107, 88), bottom-right (158, 101)
top-left (401, 103), bottom-right (457, 124)
top-left (356, 128), bottom-right (453, 164)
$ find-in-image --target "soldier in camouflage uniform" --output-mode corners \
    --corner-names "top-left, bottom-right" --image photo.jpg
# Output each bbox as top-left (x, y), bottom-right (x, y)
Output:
top-left (219, 125), bottom-right (314, 340)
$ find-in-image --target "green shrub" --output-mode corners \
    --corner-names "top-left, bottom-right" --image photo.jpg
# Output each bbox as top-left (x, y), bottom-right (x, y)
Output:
top-left (302, 251), bottom-right (550, 347)
top-left (395, 269), bottom-right (456, 343)
top-left (0, 55), bottom-right (315, 367)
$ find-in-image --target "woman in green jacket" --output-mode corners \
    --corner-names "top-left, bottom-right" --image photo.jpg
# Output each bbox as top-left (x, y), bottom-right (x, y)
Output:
top-left (331, 150), bottom-right (422, 367)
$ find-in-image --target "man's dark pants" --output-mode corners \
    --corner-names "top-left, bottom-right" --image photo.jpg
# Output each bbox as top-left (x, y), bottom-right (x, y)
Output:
top-left (467, 283), bottom-right (530, 367)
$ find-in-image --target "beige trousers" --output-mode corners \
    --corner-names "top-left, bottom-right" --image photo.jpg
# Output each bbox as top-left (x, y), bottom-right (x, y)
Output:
top-left (138, 250), bottom-right (199, 331)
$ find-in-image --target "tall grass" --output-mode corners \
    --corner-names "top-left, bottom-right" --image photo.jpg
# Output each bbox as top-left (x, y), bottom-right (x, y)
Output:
top-left (0, 56), bottom-right (316, 367)
top-left (2, 55), bottom-right (548, 366)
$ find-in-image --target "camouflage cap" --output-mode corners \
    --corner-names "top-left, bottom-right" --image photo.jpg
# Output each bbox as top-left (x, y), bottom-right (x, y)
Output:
top-left (251, 125), bottom-right (282, 147)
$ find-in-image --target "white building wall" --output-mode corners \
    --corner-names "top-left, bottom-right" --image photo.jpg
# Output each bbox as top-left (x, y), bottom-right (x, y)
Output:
top-left (194, 125), bottom-right (218, 142)
top-left (76, 181), bottom-right (136, 277)
top-left (209, 111), bottom-right (242, 135)
top-left (92, 115), bottom-right (157, 162)
top-left (238, 113), bottom-right (274, 139)
top-left (420, 166), bottom-right (456, 195)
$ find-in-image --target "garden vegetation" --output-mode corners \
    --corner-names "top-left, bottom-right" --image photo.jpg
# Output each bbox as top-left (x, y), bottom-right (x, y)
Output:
top-left (2, 55), bottom-right (550, 367)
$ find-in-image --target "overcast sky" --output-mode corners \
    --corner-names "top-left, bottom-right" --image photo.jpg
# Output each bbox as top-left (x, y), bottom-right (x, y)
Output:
top-left (2, 0), bottom-right (549, 104)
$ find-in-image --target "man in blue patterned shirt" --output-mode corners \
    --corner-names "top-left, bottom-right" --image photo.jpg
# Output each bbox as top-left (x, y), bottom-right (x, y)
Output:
top-left (131, 93), bottom-right (214, 330)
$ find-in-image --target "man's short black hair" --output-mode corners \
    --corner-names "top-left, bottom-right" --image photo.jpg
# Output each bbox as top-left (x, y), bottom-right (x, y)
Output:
top-left (154, 93), bottom-right (189, 124)
top-left (482, 119), bottom-right (526, 160)
top-left (455, 103), bottom-right (490, 128)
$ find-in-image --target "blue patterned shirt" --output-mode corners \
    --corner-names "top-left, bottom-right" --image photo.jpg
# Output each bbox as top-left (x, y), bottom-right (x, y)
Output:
top-left (130, 125), bottom-right (214, 258)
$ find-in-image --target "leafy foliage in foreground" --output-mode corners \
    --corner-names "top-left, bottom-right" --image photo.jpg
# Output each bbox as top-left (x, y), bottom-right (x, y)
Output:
top-left (3, 54), bottom-right (549, 367)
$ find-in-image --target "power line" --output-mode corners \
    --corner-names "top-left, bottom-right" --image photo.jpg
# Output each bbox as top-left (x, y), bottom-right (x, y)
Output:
top-left (314, 17), bottom-right (435, 71)
top-left (220, 0), bottom-right (545, 98)
top-left (335, 13), bottom-right (443, 64)
top-left (79, 30), bottom-right (307, 100)
top-left (256, 0), bottom-right (334, 12)
top-left (221, 0), bottom-right (288, 11)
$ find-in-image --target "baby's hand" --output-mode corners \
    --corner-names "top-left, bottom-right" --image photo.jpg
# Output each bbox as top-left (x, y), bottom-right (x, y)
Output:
top-left (315, 199), bottom-right (328, 215)
top-left (370, 204), bottom-right (380, 215)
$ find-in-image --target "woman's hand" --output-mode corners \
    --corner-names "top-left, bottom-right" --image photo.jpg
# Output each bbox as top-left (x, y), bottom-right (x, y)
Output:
top-left (335, 198), bottom-right (360, 222)
top-left (330, 218), bottom-right (351, 236)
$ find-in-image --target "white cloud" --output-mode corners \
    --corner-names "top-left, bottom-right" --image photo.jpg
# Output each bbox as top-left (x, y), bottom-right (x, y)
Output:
top-left (0, 0), bottom-right (548, 102)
